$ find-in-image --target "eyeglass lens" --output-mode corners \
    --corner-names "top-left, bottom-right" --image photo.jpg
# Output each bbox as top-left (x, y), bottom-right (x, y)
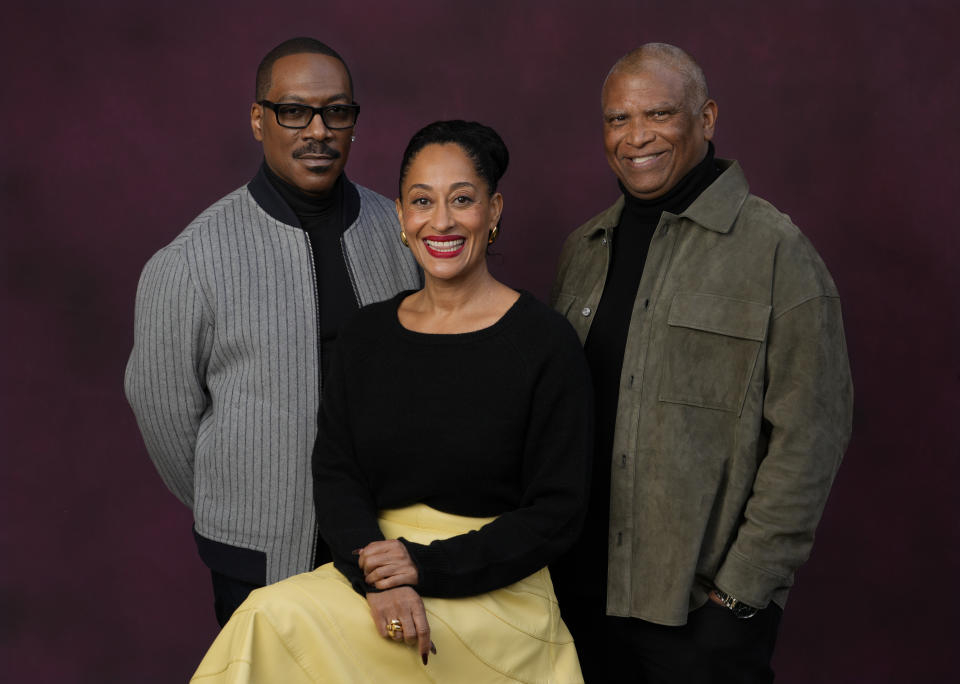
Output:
top-left (275, 104), bottom-right (357, 129)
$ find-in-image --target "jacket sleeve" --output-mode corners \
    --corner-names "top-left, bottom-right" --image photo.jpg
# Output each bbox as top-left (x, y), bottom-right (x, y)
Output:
top-left (400, 325), bottom-right (593, 598)
top-left (124, 246), bottom-right (212, 508)
top-left (714, 241), bottom-right (853, 608)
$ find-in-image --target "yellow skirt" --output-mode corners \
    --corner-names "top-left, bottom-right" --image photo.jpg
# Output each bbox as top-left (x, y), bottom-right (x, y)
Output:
top-left (191, 504), bottom-right (583, 683)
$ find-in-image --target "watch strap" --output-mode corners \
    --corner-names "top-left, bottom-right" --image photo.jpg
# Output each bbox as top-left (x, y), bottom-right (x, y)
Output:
top-left (712, 589), bottom-right (759, 619)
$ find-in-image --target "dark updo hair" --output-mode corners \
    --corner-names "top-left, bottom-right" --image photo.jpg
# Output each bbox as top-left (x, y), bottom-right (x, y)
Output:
top-left (398, 120), bottom-right (509, 196)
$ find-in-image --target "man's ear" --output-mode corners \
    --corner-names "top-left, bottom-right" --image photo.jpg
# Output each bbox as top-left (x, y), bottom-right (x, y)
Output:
top-left (701, 99), bottom-right (718, 141)
top-left (251, 102), bottom-right (264, 142)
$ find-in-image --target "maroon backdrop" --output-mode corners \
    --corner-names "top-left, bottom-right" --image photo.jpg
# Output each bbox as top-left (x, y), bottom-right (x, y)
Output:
top-left (2, 1), bottom-right (957, 681)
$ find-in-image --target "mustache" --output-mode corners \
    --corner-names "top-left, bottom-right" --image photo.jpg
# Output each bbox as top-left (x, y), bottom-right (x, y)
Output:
top-left (293, 142), bottom-right (341, 159)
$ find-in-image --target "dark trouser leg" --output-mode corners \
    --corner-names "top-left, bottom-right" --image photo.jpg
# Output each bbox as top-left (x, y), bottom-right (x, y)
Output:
top-left (210, 570), bottom-right (263, 627)
top-left (562, 601), bottom-right (609, 684)
top-left (687, 601), bottom-right (781, 683)
top-left (605, 603), bottom-right (782, 684)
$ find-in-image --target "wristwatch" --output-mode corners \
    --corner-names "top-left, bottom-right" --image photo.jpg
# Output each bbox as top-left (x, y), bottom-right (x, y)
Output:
top-left (712, 589), bottom-right (759, 619)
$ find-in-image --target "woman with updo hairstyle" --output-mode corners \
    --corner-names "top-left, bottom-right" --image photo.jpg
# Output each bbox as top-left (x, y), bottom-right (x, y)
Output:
top-left (192, 121), bottom-right (591, 683)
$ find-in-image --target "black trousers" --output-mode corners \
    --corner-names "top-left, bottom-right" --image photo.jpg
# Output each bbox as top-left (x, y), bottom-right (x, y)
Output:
top-left (569, 602), bottom-right (782, 684)
top-left (210, 571), bottom-right (263, 627)
top-left (202, 533), bottom-right (332, 627)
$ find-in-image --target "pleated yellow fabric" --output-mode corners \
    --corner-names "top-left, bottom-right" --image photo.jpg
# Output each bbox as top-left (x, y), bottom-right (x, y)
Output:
top-left (191, 505), bottom-right (583, 683)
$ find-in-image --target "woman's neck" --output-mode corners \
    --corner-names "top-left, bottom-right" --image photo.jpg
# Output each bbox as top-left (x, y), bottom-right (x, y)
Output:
top-left (400, 269), bottom-right (518, 334)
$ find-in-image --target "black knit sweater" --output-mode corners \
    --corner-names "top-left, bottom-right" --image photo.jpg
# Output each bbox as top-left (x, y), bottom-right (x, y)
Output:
top-left (313, 290), bottom-right (592, 597)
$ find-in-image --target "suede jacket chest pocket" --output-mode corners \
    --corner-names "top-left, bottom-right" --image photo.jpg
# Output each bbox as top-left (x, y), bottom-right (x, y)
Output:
top-left (658, 293), bottom-right (771, 414)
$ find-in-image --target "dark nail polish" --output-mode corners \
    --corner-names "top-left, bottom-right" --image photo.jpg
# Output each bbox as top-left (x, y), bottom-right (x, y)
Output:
top-left (422, 653), bottom-right (428, 665)
top-left (430, 642), bottom-right (437, 655)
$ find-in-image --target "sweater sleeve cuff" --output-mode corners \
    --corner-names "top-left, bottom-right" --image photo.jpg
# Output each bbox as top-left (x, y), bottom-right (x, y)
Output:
top-left (332, 560), bottom-right (371, 596)
top-left (399, 538), bottom-right (450, 595)
top-left (714, 549), bottom-right (791, 609)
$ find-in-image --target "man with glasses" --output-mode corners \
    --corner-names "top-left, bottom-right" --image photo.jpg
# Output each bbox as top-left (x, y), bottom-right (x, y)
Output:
top-left (550, 43), bottom-right (853, 682)
top-left (125, 37), bottom-right (420, 626)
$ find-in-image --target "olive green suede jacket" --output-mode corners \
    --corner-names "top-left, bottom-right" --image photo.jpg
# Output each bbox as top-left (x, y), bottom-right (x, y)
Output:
top-left (551, 159), bottom-right (853, 626)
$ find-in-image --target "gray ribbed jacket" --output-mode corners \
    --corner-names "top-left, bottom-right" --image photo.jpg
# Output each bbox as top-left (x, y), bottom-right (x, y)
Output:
top-left (124, 177), bottom-right (420, 583)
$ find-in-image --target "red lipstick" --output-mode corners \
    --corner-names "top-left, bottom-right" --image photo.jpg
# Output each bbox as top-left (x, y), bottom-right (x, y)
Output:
top-left (423, 235), bottom-right (466, 259)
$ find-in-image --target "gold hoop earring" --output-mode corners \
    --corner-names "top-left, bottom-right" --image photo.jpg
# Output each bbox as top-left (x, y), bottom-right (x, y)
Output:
top-left (488, 224), bottom-right (499, 245)
top-left (400, 231), bottom-right (409, 247)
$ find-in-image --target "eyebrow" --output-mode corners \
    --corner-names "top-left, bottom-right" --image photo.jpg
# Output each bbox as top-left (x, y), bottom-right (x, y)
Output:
top-left (408, 181), bottom-right (478, 193)
top-left (604, 102), bottom-right (681, 116)
top-left (644, 103), bottom-right (681, 113)
top-left (274, 92), bottom-right (352, 105)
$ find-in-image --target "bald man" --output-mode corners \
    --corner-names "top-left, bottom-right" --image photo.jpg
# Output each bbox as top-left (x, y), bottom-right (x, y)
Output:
top-left (550, 44), bottom-right (853, 682)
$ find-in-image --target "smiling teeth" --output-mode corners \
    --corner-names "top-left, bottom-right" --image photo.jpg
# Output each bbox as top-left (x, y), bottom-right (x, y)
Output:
top-left (425, 238), bottom-right (465, 251)
top-left (629, 154), bottom-right (659, 163)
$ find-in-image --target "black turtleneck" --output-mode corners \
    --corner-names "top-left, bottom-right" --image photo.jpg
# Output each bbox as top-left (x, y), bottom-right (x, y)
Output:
top-left (566, 144), bottom-right (721, 608)
top-left (262, 163), bottom-right (361, 380)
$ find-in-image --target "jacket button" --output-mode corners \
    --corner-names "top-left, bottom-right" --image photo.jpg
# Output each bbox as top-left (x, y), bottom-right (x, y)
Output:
top-left (581, 306), bottom-right (592, 317)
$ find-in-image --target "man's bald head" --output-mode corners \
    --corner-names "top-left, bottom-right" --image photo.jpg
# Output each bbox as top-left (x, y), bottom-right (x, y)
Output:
top-left (605, 43), bottom-right (709, 113)
top-left (600, 43), bottom-right (718, 200)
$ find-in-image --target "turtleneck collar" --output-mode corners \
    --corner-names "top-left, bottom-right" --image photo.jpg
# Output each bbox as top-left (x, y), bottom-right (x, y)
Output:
top-left (262, 162), bottom-right (343, 219)
top-left (618, 142), bottom-right (721, 223)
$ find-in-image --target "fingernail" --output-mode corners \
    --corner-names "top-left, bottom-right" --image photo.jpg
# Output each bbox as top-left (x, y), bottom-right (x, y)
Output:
top-left (351, 549), bottom-right (362, 556)
top-left (422, 653), bottom-right (428, 666)
top-left (430, 642), bottom-right (437, 655)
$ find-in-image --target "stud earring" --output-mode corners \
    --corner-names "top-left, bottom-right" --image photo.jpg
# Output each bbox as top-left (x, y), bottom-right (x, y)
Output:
top-left (400, 231), bottom-right (409, 247)
top-left (351, 135), bottom-right (356, 142)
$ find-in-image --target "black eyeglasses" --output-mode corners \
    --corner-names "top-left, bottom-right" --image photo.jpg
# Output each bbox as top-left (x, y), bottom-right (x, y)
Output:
top-left (258, 100), bottom-right (360, 130)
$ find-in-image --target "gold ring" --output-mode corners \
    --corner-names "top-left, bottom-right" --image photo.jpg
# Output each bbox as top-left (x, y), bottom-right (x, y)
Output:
top-left (386, 618), bottom-right (403, 637)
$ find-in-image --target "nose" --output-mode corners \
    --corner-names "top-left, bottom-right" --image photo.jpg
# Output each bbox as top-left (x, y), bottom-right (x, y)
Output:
top-left (302, 110), bottom-right (333, 141)
top-left (433, 202), bottom-right (455, 232)
top-left (625, 119), bottom-right (654, 148)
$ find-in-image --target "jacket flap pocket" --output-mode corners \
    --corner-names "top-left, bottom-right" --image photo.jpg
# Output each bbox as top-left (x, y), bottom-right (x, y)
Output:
top-left (667, 293), bottom-right (770, 341)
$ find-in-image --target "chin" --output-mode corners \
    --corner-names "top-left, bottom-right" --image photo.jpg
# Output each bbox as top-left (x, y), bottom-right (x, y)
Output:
top-left (299, 175), bottom-right (338, 194)
top-left (623, 178), bottom-right (668, 199)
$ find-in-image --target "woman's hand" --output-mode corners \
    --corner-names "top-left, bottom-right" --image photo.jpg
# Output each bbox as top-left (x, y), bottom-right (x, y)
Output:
top-left (357, 539), bottom-right (419, 589)
top-left (366, 586), bottom-right (436, 664)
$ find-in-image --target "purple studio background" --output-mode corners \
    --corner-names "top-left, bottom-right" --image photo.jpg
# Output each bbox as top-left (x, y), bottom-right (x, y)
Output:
top-left (2, 1), bottom-right (957, 681)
